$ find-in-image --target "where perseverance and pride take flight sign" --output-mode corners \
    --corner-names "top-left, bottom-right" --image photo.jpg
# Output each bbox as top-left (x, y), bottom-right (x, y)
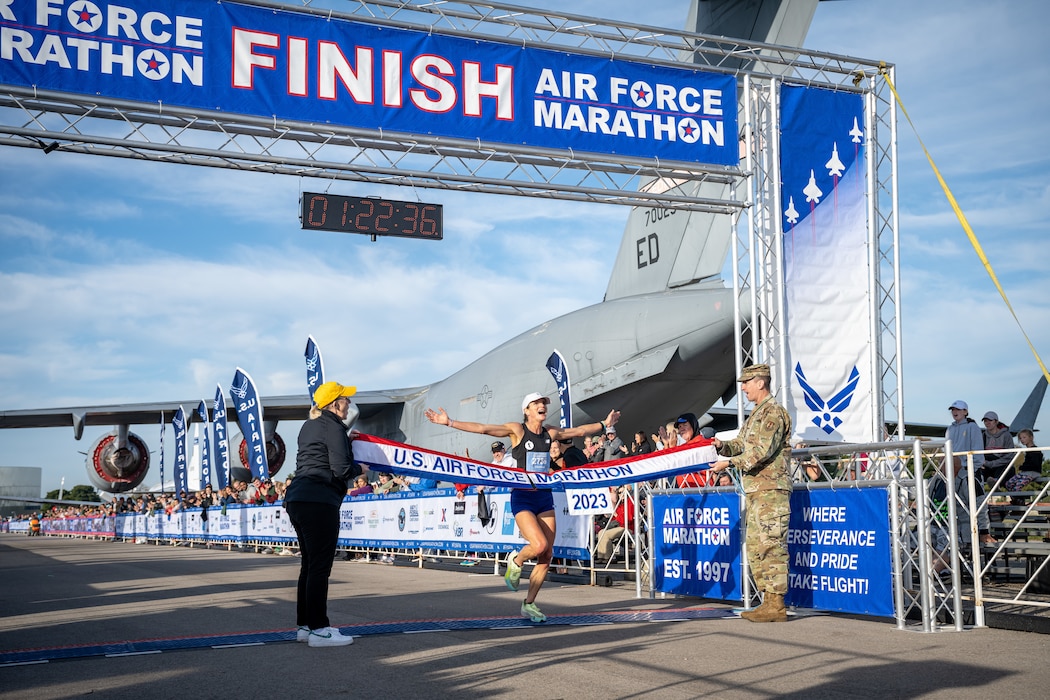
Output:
top-left (0, 0), bottom-right (740, 166)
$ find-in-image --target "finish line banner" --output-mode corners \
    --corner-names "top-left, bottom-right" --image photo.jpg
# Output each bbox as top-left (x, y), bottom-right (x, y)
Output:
top-left (352, 433), bottom-right (718, 489)
top-left (0, 0), bottom-right (738, 165)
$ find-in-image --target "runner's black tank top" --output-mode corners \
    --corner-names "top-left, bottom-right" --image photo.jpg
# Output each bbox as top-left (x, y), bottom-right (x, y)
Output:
top-left (512, 423), bottom-right (552, 474)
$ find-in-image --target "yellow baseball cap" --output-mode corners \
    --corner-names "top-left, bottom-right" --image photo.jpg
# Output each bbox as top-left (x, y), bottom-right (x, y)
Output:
top-left (313, 381), bottom-right (356, 408)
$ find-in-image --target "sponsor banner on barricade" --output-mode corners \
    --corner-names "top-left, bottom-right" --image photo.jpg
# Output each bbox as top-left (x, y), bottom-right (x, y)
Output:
top-left (110, 491), bottom-right (588, 555)
top-left (339, 489), bottom-right (589, 559)
top-left (8, 520), bottom-right (29, 533)
top-left (786, 488), bottom-right (893, 617)
top-left (39, 516), bottom-right (116, 537)
top-left (211, 506), bottom-right (247, 541)
top-left (243, 503), bottom-right (297, 544)
top-left (652, 492), bottom-right (742, 600)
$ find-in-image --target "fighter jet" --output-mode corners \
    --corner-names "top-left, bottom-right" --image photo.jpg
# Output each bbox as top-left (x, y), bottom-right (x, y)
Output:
top-left (825, 143), bottom-right (846, 178)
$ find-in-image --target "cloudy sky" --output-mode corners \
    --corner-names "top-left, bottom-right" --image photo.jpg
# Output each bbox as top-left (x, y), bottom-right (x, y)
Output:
top-left (1, 0), bottom-right (1048, 496)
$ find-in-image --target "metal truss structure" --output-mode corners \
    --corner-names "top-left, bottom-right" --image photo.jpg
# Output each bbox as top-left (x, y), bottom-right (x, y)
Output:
top-left (733, 67), bottom-right (903, 439)
top-left (2, 0), bottom-right (924, 620)
top-left (0, 0), bottom-right (903, 435)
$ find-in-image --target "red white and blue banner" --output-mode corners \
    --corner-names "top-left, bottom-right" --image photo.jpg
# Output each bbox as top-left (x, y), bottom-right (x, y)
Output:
top-left (352, 433), bottom-right (718, 489)
top-left (195, 400), bottom-right (212, 490)
top-left (779, 85), bottom-right (875, 442)
top-left (0, 0), bottom-right (738, 166)
top-left (213, 384), bottom-right (230, 490)
top-left (230, 367), bottom-right (268, 480)
top-left (172, 405), bottom-right (188, 495)
top-left (304, 335), bottom-right (324, 400)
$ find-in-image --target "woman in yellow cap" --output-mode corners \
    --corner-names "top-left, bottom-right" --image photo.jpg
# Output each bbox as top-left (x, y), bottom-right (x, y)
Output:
top-left (286, 381), bottom-right (360, 648)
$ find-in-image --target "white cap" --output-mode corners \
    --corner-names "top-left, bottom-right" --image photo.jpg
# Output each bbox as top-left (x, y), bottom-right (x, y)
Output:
top-left (949, 400), bottom-right (968, 411)
top-left (521, 392), bottom-right (550, 412)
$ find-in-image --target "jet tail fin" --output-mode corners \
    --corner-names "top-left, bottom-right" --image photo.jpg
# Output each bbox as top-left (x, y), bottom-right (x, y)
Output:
top-left (1008, 375), bottom-right (1048, 433)
top-left (604, 179), bottom-right (733, 300)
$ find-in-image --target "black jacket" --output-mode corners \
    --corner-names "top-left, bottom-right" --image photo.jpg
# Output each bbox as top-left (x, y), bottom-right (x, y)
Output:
top-left (285, 411), bottom-right (360, 506)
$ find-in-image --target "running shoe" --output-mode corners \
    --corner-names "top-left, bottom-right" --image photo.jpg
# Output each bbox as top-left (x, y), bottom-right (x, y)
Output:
top-left (308, 626), bottom-right (354, 647)
top-left (505, 551), bottom-right (522, 591)
top-left (296, 626), bottom-right (309, 643)
top-left (521, 600), bottom-right (546, 623)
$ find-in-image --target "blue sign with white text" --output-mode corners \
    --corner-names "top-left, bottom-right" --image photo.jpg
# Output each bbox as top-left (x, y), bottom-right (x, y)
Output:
top-left (652, 492), bottom-right (742, 600)
top-left (786, 488), bottom-right (893, 617)
top-left (0, 0), bottom-right (738, 165)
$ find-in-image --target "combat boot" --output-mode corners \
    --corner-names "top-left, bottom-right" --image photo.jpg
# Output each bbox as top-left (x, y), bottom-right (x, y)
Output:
top-left (742, 592), bottom-right (787, 623)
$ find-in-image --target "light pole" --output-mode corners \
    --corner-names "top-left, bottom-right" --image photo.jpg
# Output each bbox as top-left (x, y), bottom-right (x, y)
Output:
top-left (58, 476), bottom-right (65, 501)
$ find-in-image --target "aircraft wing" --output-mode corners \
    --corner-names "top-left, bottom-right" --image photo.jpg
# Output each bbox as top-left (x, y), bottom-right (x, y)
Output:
top-left (0, 388), bottom-right (421, 439)
top-left (0, 495), bottom-right (104, 507)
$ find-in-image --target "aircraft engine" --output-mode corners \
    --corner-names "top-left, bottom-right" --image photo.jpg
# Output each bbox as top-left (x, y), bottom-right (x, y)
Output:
top-left (86, 430), bottom-right (150, 493)
top-left (237, 432), bottom-right (287, 479)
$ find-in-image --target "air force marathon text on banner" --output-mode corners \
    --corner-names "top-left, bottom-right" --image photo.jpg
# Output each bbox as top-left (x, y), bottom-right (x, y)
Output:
top-left (0, 0), bottom-right (738, 166)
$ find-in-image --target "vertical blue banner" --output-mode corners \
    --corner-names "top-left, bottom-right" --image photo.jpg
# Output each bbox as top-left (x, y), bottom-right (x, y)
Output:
top-left (780, 84), bottom-right (874, 443)
top-left (213, 384), bottom-right (230, 490)
top-left (652, 492), bottom-right (742, 600)
top-left (196, 401), bottom-right (212, 490)
top-left (786, 488), bottom-right (893, 617)
top-left (545, 350), bottom-right (572, 429)
top-left (158, 412), bottom-right (165, 493)
top-left (305, 335), bottom-right (324, 399)
top-left (172, 406), bottom-right (188, 496)
top-left (231, 367), bottom-right (269, 480)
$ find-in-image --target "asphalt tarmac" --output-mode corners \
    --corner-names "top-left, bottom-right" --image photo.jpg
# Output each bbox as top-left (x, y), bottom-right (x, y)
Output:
top-left (2, 535), bottom-right (1049, 699)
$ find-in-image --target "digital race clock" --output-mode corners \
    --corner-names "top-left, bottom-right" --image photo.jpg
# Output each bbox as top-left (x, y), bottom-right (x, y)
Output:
top-left (300, 192), bottom-right (443, 241)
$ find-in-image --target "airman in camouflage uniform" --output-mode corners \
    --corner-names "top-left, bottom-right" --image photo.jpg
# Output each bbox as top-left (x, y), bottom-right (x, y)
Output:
top-left (710, 364), bottom-right (792, 623)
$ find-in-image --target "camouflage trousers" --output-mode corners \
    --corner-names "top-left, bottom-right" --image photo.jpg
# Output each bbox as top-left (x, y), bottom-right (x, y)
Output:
top-left (745, 489), bottom-right (790, 595)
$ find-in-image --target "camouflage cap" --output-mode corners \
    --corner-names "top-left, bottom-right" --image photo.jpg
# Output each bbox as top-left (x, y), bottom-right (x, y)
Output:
top-left (737, 363), bottom-right (771, 382)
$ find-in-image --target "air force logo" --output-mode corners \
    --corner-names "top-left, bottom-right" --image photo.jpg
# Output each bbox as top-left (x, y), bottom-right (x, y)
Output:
top-left (231, 377), bottom-right (249, 400)
top-left (795, 363), bottom-right (860, 435)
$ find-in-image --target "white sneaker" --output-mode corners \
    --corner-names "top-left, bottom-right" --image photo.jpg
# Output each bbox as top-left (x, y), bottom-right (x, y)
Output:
top-left (307, 626), bottom-right (354, 647)
top-left (296, 626), bottom-right (309, 643)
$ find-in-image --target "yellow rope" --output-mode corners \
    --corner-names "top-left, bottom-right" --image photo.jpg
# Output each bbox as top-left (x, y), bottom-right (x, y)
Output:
top-left (878, 62), bottom-right (1050, 383)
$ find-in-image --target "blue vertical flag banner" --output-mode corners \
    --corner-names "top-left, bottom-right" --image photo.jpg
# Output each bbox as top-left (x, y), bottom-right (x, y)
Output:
top-left (779, 85), bottom-right (874, 442)
top-left (545, 350), bottom-right (572, 428)
top-left (172, 406), bottom-right (188, 496)
top-left (158, 412), bottom-right (165, 493)
top-left (785, 488), bottom-right (894, 617)
top-left (231, 367), bottom-right (269, 480)
top-left (651, 492), bottom-right (742, 600)
top-left (0, 0), bottom-right (738, 166)
top-left (196, 401), bottom-right (212, 490)
top-left (213, 384), bottom-right (230, 490)
top-left (305, 335), bottom-right (324, 399)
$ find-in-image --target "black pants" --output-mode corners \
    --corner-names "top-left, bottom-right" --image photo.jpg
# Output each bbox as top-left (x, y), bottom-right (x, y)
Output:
top-left (285, 500), bottom-right (340, 630)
